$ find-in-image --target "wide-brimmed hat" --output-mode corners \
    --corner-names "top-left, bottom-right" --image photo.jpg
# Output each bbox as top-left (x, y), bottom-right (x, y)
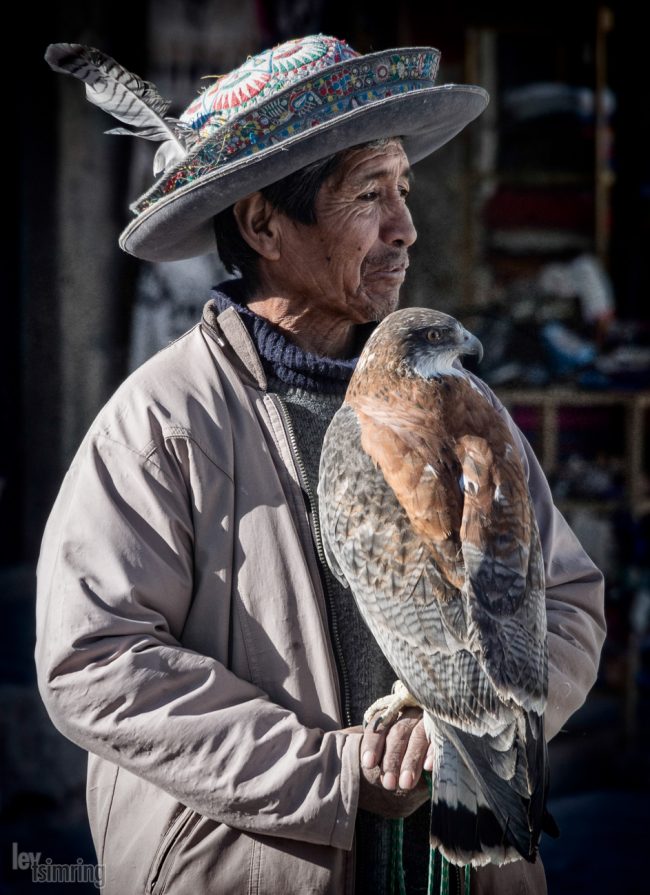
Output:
top-left (46, 34), bottom-right (488, 263)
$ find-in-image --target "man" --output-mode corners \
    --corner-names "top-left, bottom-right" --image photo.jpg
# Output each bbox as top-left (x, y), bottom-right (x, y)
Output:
top-left (37, 35), bottom-right (605, 894)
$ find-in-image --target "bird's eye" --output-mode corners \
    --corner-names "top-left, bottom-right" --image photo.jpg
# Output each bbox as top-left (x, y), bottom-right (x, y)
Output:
top-left (426, 329), bottom-right (442, 342)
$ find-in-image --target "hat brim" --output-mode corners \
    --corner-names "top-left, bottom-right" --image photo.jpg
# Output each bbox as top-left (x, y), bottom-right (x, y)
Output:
top-left (119, 83), bottom-right (488, 262)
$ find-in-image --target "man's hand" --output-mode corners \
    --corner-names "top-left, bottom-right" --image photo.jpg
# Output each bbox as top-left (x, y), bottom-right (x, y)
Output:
top-left (344, 707), bottom-right (432, 819)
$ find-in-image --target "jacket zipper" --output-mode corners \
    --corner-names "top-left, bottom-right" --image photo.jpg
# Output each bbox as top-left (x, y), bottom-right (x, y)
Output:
top-left (147, 805), bottom-right (196, 894)
top-left (273, 394), bottom-right (353, 728)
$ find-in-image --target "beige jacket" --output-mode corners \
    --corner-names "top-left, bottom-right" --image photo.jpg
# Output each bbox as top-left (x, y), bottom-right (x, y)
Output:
top-left (35, 301), bottom-right (606, 894)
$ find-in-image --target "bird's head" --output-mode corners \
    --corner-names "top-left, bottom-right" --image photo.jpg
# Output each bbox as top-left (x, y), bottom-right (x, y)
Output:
top-left (354, 307), bottom-right (483, 381)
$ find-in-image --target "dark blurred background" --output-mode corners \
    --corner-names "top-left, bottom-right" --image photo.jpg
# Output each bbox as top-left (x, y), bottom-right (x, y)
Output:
top-left (4, 1), bottom-right (650, 892)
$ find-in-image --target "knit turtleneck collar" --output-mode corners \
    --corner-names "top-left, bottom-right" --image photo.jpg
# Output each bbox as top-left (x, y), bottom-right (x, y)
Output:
top-left (209, 279), bottom-right (376, 395)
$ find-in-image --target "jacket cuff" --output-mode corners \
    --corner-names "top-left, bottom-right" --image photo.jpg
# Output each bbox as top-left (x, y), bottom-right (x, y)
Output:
top-left (329, 732), bottom-right (363, 850)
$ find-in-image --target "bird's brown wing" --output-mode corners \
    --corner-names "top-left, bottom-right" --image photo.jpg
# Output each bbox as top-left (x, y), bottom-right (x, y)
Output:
top-left (454, 414), bottom-right (548, 714)
top-left (351, 380), bottom-right (547, 716)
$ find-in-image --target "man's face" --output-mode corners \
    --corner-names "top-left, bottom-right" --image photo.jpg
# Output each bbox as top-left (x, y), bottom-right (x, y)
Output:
top-left (272, 141), bottom-right (417, 324)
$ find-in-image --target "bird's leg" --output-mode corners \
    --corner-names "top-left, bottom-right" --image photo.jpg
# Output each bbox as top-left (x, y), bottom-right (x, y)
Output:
top-left (363, 679), bottom-right (421, 731)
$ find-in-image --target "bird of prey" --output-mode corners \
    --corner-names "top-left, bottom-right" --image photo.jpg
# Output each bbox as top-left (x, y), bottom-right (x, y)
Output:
top-left (318, 308), bottom-right (552, 868)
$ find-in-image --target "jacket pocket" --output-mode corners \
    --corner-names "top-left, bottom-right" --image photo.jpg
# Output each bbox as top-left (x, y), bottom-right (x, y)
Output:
top-left (146, 805), bottom-right (201, 895)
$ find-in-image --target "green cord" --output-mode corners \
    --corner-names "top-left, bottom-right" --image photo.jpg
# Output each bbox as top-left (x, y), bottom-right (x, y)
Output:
top-left (464, 863), bottom-right (471, 895)
top-left (424, 769), bottom-right (436, 895)
top-left (389, 817), bottom-right (407, 895)
top-left (427, 847), bottom-right (436, 895)
top-left (440, 854), bottom-right (450, 895)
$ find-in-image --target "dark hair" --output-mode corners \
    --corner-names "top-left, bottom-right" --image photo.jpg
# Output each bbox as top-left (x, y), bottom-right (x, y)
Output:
top-left (212, 138), bottom-right (399, 288)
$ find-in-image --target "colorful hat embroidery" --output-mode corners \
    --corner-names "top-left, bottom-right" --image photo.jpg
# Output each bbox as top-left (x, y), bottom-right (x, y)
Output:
top-left (183, 35), bottom-right (360, 137)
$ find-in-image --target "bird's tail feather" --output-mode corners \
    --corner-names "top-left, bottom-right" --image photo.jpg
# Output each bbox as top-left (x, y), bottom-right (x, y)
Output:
top-left (426, 714), bottom-right (550, 867)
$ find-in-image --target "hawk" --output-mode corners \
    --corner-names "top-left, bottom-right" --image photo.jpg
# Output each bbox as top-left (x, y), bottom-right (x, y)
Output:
top-left (318, 308), bottom-right (553, 868)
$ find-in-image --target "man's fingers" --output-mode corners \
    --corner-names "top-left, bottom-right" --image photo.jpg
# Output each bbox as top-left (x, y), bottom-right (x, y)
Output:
top-left (360, 712), bottom-right (388, 770)
top-left (380, 710), bottom-right (424, 790)
top-left (397, 718), bottom-right (429, 789)
top-left (423, 740), bottom-right (435, 772)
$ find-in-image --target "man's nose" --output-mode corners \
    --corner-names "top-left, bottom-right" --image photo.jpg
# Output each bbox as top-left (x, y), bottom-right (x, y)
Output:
top-left (381, 198), bottom-right (417, 248)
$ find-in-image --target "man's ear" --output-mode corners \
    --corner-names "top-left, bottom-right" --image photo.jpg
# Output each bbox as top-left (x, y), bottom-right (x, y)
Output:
top-left (233, 193), bottom-right (282, 261)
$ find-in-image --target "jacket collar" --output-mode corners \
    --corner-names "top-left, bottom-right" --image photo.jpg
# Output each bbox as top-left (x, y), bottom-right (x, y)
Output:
top-left (201, 299), bottom-right (268, 391)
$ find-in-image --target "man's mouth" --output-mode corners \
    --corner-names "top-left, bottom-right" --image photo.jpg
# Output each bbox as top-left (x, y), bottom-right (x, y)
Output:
top-left (365, 265), bottom-right (408, 280)
top-left (364, 256), bottom-right (409, 279)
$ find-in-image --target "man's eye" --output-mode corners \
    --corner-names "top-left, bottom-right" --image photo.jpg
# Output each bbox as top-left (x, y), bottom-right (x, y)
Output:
top-left (359, 191), bottom-right (379, 201)
top-left (399, 187), bottom-right (410, 200)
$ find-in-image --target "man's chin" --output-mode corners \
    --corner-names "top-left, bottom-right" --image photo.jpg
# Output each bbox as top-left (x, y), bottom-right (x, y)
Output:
top-left (346, 282), bottom-right (403, 324)
top-left (366, 288), bottom-right (402, 322)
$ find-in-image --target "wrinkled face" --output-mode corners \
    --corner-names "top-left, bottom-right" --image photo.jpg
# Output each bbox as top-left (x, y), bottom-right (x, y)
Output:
top-left (274, 141), bottom-right (417, 323)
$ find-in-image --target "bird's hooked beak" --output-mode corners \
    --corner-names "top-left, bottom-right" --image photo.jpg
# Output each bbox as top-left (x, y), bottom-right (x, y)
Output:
top-left (457, 327), bottom-right (484, 364)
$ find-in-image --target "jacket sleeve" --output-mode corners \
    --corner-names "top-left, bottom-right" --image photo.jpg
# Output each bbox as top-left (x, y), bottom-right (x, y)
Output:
top-left (477, 381), bottom-right (607, 740)
top-left (35, 430), bottom-right (360, 851)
